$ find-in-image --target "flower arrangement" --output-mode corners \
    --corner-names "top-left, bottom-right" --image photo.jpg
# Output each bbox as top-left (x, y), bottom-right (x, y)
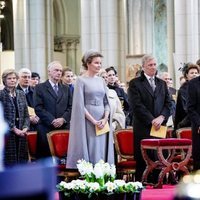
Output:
top-left (57, 159), bottom-right (143, 200)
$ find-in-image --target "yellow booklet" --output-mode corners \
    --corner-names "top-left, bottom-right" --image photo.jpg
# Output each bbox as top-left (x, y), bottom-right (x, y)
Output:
top-left (150, 125), bottom-right (167, 138)
top-left (95, 121), bottom-right (110, 136)
top-left (28, 106), bottom-right (36, 116)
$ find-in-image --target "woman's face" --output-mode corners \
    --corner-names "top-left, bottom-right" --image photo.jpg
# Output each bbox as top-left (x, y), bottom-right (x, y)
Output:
top-left (62, 71), bottom-right (74, 85)
top-left (5, 73), bottom-right (17, 89)
top-left (107, 70), bottom-right (116, 85)
top-left (87, 57), bottom-right (102, 74)
top-left (101, 72), bottom-right (108, 84)
top-left (186, 68), bottom-right (199, 81)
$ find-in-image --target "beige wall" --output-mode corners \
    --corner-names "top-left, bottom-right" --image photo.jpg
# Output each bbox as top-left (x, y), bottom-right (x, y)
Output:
top-left (0, 51), bottom-right (15, 85)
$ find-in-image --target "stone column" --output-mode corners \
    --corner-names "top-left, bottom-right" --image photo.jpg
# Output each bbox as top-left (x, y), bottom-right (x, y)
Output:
top-left (66, 38), bottom-right (80, 72)
top-left (167, 0), bottom-right (175, 76)
top-left (54, 35), bottom-right (80, 73)
top-left (13, 0), bottom-right (53, 81)
top-left (80, 0), bottom-right (101, 51)
top-left (80, 0), bottom-right (126, 81)
top-left (13, 0), bottom-right (30, 67)
top-left (174, 0), bottom-right (199, 87)
top-left (117, 0), bottom-right (127, 81)
top-left (127, 0), bottom-right (153, 55)
top-left (127, 0), bottom-right (142, 55)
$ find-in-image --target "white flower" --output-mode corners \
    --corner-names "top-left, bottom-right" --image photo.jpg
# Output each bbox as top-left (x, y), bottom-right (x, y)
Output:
top-left (93, 163), bottom-right (104, 178)
top-left (102, 162), bottom-right (111, 175)
top-left (57, 159), bottom-right (144, 198)
top-left (98, 159), bottom-right (105, 165)
top-left (59, 181), bottom-right (68, 187)
top-left (126, 181), bottom-right (143, 190)
top-left (114, 180), bottom-right (126, 187)
top-left (70, 180), bottom-right (86, 190)
top-left (110, 164), bottom-right (116, 178)
top-left (105, 181), bottom-right (116, 193)
top-left (87, 182), bottom-right (100, 192)
top-left (77, 159), bottom-right (93, 176)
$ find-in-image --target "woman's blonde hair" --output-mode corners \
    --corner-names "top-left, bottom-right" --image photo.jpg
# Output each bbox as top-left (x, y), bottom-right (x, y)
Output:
top-left (2, 69), bottom-right (18, 86)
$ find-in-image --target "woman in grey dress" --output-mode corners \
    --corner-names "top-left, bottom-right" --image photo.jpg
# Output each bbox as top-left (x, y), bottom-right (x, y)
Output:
top-left (67, 50), bottom-right (114, 168)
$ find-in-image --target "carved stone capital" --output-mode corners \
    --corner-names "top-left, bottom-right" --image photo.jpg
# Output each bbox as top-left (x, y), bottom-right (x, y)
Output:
top-left (54, 34), bottom-right (80, 52)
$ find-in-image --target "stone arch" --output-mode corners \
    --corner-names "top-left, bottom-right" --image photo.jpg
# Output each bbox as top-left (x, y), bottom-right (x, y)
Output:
top-left (53, 0), bottom-right (68, 35)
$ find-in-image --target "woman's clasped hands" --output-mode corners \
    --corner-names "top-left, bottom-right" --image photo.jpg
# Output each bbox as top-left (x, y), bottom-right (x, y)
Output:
top-left (94, 118), bottom-right (108, 129)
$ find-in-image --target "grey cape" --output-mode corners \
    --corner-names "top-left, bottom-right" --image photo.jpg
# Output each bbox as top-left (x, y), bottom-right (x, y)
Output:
top-left (67, 76), bottom-right (114, 168)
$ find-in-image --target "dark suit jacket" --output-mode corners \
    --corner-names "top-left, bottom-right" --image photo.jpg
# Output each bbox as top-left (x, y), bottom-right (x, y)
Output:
top-left (128, 72), bottom-right (172, 180)
top-left (33, 80), bottom-right (72, 158)
top-left (17, 84), bottom-right (38, 131)
top-left (128, 73), bottom-right (172, 132)
top-left (188, 76), bottom-right (200, 170)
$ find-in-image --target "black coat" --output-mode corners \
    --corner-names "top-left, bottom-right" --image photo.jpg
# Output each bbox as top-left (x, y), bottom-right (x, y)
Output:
top-left (17, 84), bottom-right (37, 131)
top-left (188, 76), bottom-right (200, 170)
top-left (33, 80), bottom-right (72, 158)
top-left (174, 81), bottom-right (191, 130)
top-left (107, 83), bottom-right (129, 113)
top-left (128, 72), bottom-right (172, 181)
top-left (0, 88), bottom-right (30, 166)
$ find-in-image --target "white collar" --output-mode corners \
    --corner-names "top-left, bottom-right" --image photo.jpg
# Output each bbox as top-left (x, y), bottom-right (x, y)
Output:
top-left (49, 80), bottom-right (58, 88)
top-left (144, 73), bottom-right (155, 81)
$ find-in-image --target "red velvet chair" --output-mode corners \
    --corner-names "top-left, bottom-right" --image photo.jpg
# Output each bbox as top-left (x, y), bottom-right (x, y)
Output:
top-left (47, 130), bottom-right (79, 181)
top-left (176, 127), bottom-right (193, 170)
top-left (176, 127), bottom-right (192, 140)
top-left (26, 131), bottom-right (37, 162)
top-left (114, 129), bottom-right (136, 181)
top-left (166, 127), bottom-right (174, 138)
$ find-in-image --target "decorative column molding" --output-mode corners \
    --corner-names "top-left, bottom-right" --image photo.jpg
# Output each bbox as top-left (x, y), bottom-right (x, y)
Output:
top-left (118, 0), bottom-right (127, 81)
top-left (174, 0), bottom-right (199, 87)
top-left (185, 0), bottom-right (199, 61)
top-left (80, 0), bottom-right (101, 52)
top-left (80, 0), bottom-right (126, 81)
top-left (13, 0), bottom-right (30, 67)
top-left (54, 34), bottom-right (80, 71)
top-left (167, 0), bottom-right (175, 79)
top-left (127, 0), bottom-right (153, 55)
top-left (13, 0), bottom-right (53, 81)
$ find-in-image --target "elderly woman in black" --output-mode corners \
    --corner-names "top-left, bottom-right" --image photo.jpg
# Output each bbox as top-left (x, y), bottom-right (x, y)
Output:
top-left (0, 69), bottom-right (29, 167)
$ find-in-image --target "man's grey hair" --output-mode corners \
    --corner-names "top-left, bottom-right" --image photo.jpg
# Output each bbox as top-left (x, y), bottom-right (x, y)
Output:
top-left (48, 61), bottom-right (62, 71)
top-left (142, 54), bottom-right (156, 66)
top-left (18, 68), bottom-right (31, 77)
top-left (159, 71), bottom-right (170, 79)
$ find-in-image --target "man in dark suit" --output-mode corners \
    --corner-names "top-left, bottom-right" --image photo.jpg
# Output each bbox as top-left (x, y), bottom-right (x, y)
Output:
top-left (17, 68), bottom-right (39, 131)
top-left (33, 61), bottom-right (72, 159)
top-left (188, 76), bottom-right (200, 171)
top-left (128, 54), bottom-right (172, 181)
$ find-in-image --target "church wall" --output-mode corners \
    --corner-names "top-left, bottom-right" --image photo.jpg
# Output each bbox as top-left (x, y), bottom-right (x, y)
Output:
top-left (0, 51), bottom-right (15, 85)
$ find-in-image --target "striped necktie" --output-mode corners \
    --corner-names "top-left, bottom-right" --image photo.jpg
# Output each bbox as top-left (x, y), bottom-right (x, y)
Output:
top-left (53, 84), bottom-right (58, 95)
top-left (149, 77), bottom-right (156, 92)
